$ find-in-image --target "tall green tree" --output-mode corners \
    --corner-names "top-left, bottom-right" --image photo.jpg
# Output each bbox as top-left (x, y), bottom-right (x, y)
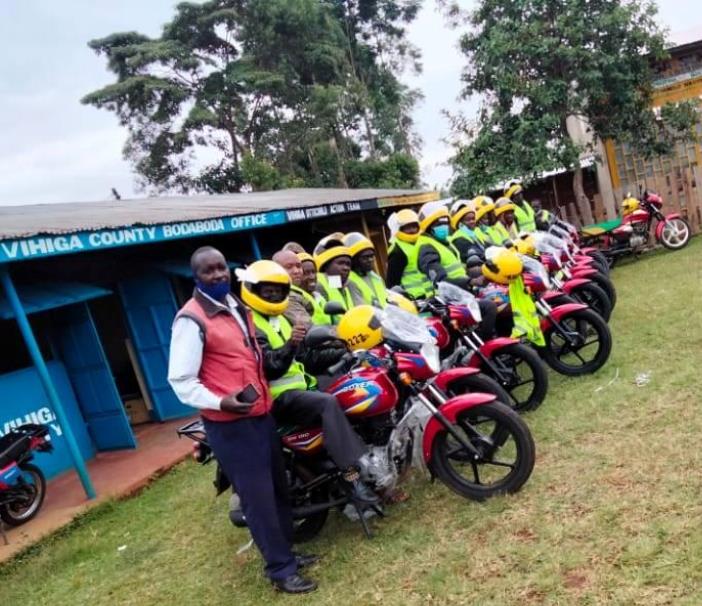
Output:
top-left (82, 0), bottom-right (421, 194)
top-left (446, 0), bottom-right (699, 224)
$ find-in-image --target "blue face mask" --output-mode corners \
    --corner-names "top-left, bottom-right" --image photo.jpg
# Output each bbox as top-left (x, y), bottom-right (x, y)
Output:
top-left (432, 225), bottom-right (450, 242)
top-left (460, 224), bottom-right (475, 236)
top-left (196, 279), bottom-right (231, 301)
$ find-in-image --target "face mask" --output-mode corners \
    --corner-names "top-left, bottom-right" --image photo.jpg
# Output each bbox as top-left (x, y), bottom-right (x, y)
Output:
top-left (432, 225), bottom-right (450, 242)
top-left (196, 279), bottom-right (230, 301)
top-left (460, 224), bottom-right (475, 236)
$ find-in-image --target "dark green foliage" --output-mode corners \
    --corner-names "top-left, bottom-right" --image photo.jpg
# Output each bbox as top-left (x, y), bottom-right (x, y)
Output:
top-left (83, 0), bottom-right (422, 193)
top-left (447, 0), bottom-right (699, 220)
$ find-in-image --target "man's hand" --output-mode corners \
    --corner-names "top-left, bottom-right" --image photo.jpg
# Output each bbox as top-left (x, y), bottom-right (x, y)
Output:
top-left (220, 393), bottom-right (255, 414)
top-left (290, 321), bottom-right (308, 346)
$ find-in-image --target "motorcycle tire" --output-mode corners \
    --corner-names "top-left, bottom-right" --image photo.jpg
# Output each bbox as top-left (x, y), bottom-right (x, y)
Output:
top-left (542, 308), bottom-right (612, 376)
top-left (568, 282), bottom-right (612, 322)
top-left (430, 401), bottom-right (535, 501)
top-left (293, 510), bottom-right (329, 544)
top-left (659, 218), bottom-right (691, 250)
top-left (585, 251), bottom-right (610, 274)
top-left (586, 272), bottom-right (617, 310)
top-left (0, 463), bottom-right (46, 526)
top-left (445, 372), bottom-right (513, 408)
top-left (485, 343), bottom-right (549, 413)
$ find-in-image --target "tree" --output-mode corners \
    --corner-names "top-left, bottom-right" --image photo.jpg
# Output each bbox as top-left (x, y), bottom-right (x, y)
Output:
top-left (82, 0), bottom-right (421, 194)
top-left (446, 0), bottom-right (699, 225)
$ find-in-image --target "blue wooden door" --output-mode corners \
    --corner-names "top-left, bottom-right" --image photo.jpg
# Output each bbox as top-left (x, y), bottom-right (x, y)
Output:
top-left (51, 303), bottom-right (137, 450)
top-left (118, 272), bottom-right (192, 421)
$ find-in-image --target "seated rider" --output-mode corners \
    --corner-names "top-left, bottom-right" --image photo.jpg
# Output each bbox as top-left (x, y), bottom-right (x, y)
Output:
top-left (504, 183), bottom-right (537, 233)
top-left (344, 232), bottom-right (389, 308)
top-left (238, 260), bottom-right (377, 504)
top-left (273, 249), bottom-right (331, 326)
top-left (385, 209), bottom-right (433, 300)
top-left (313, 235), bottom-right (354, 322)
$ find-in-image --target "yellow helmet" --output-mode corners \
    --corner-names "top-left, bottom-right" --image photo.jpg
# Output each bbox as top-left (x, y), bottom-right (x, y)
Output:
top-left (337, 305), bottom-right (384, 350)
top-left (343, 232), bottom-right (374, 258)
top-left (237, 260), bottom-right (291, 316)
top-left (481, 246), bottom-right (523, 285)
top-left (494, 197), bottom-right (516, 217)
top-left (622, 196), bottom-right (639, 216)
top-left (386, 290), bottom-right (418, 314)
top-left (450, 199), bottom-right (477, 230)
top-left (504, 183), bottom-right (523, 199)
top-left (391, 209), bottom-right (421, 243)
top-left (473, 196), bottom-right (495, 222)
top-left (418, 200), bottom-right (450, 233)
top-left (313, 234), bottom-right (351, 271)
top-left (514, 233), bottom-right (536, 256)
top-left (297, 251), bottom-right (315, 265)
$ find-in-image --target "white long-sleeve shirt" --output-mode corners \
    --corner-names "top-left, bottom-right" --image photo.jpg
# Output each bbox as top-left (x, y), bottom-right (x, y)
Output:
top-left (167, 291), bottom-right (249, 411)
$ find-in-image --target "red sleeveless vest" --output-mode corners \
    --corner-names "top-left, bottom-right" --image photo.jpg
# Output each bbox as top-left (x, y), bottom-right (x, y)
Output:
top-left (176, 295), bottom-right (272, 422)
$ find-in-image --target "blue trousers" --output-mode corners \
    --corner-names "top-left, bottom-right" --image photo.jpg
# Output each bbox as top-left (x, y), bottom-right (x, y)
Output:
top-left (203, 414), bottom-right (297, 581)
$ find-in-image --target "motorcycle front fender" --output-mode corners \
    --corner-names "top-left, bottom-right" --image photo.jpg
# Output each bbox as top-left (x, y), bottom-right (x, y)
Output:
top-left (434, 366), bottom-right (481, 391)
top-left (569, 266), bottom-right (597, 278)
top-left (655, 213), bottom-right (682, 241)
top-left (561, 277), bottom-right (591, 294)
top-left (422, 393), bottom-right (497, 462)
top-left (467, 337), bottom-right (519, 366)
top-left (540, 302), bottom-right (588, 331)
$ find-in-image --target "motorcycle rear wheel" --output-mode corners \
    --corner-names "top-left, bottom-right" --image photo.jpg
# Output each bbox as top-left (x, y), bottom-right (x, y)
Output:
top-left (430, 402), bottom-right (535, 501)
top-left (0, 463), bottom-right (46, 526)
top-left (568, 282), bottom-right (612, 322)
top-left (542, 308), bottom-right (612, 376)
top-left (660, 218), bottom-right (691, 250)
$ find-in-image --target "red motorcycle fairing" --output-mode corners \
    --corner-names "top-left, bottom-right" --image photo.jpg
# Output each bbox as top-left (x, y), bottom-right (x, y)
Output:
top-left (282, 428), bottom-right (324, 455)
top-left (329, 367), bottom-right (399, 417)
top-left (433, 367), bottom-right (482, 391)
top-left (449, 304), bottom-right (477, 327)
top-left (422, 393), bottom-right (497, 462)
top-left (623, 209), bottom-right (650, 225)
top-left (467, 337), bottom-right (520, 368)
top-left (425, 316), bottom-right (451, 350)
top-left (561, 277), bottom-right (591, 294)
top-left (655, 213), bottom-right (682, 241)
top-left (539, 302), bottom-right (588, 331)
top-left (395, 351), bottom-right (435, 381)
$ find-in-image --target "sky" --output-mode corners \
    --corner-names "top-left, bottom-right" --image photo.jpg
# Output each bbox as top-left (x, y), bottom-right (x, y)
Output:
top-left (0, 1), bottom-right (700, 206)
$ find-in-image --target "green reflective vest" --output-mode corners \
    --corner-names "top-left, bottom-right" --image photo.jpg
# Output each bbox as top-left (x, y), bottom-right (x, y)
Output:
top-left (251, 311), bottom-right (308, 398)
top-left (348, 271), bottom-right (388, 308)
top-left (508, 276), bottom-right (545, 346)
top-left (514, 201), bottom-right (536, 232)
top-left (316, 273), bottom-right (353, 324)
top-left (388, 238), bottom-right (433, 299)
top-left (492, 222), bottom-right (512, 245)
top-left (419, 235), bottom-right (467, 281)
top-left (291, 285), bottom-right (331, 325)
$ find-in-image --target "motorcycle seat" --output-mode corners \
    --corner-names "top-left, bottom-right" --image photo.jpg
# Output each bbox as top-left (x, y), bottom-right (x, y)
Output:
top-left (0, 434), bottom-right (27, 469)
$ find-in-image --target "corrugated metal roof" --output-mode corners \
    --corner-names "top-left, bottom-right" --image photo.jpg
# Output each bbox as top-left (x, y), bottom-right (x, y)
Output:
top-left (0, 188), bottom-right (424, 239)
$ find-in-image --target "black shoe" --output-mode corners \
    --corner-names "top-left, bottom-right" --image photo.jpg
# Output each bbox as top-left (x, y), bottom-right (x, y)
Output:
top-left (348, 479), bottom-right (380, 505)
top-left (272, 574), bottom-right (318, 594)
top-left (294, 552), bottom-right (321, 568)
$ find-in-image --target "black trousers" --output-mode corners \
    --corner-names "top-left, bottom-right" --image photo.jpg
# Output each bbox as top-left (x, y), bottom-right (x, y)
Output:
top-left (203, 415), bottom-right (297, 581)
top-left (273, 390), bottom-right (366, 471)
top-left (477, 299), bottom-right (497, 341)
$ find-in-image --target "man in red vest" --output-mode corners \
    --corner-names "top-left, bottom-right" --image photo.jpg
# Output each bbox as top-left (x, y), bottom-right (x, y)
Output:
top-left (168, 246), bottom-right (318, 594)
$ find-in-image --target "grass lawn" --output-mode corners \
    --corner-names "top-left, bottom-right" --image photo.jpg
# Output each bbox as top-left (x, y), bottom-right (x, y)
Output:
top-left (1, 238), bottom-right (701, 606)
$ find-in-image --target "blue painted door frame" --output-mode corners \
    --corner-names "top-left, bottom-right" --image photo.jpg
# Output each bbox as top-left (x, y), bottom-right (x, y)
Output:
top-left (118, 272), bottom-right (192, 421)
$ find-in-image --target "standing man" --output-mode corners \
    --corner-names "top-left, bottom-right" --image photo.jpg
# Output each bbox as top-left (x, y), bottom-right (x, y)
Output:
top-left (168, 246), bottom-right (317, 595)
top-left (343, 232), bottom-right (389, 308)
top-left (505, 183), bottom-right (537, 233)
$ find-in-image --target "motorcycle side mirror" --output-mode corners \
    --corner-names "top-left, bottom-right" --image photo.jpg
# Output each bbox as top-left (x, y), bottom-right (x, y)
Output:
top-left (304, 325), bottom-right (337, 347)
top-left (323, 301), bottom-right (346, 316)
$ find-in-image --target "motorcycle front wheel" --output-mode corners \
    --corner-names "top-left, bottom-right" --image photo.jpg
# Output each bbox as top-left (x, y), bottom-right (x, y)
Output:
top-left (486, 343), bottom-right (549, 413)
top-left (0, 463), bottom-right (46, 526)
top-left (430, 402), bottom-right (535, 501)
top-left (568, 282), bottom-right (612, 322)
top-left (542, 308), bottom-right (612, 375)
top-left (659, 218), bottom-right (691, 250)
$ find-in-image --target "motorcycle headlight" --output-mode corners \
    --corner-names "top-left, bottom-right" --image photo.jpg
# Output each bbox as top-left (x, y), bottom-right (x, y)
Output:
top-left (421, 343), bottom-right (441, 375)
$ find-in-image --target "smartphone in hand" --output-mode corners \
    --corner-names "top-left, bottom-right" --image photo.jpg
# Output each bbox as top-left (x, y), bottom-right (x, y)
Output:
top-left (236, 383), bottom-right (260, 404)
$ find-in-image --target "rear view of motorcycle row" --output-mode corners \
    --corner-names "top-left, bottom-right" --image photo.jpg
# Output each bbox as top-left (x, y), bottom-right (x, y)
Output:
top-left (176, 185), bottom-right (640, 569)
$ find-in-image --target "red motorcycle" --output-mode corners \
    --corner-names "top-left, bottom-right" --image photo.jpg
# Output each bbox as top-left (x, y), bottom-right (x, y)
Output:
top-left (0, 424), bottom-right (53, 527)
top-left (580, 190), bottom-right (691, 264)
top-left (419, 282), bottom-right (549, 413)
top-left (180, 306), bottom-right (535, 541)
